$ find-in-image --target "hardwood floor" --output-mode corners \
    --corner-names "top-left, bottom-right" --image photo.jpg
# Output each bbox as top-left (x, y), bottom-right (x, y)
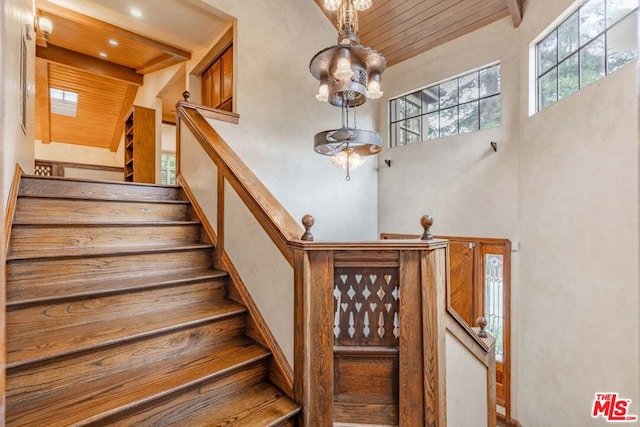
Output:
top-left (5, 176), bottom-right (299, 426)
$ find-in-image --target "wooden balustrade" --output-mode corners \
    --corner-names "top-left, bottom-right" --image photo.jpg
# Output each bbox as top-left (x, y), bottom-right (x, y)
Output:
top-left (175, 102), bottom-right (493, 426)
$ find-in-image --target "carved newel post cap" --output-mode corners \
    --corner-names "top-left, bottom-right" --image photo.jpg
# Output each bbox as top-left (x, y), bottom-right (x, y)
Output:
top-left (182, 91), bottom-right (191, 102)
top-left (301, 214), bottom-right (315, 241)
top-left (420, 214), bottom-right (434, 240)
top-left (477, 316), bottom-right (488, 338)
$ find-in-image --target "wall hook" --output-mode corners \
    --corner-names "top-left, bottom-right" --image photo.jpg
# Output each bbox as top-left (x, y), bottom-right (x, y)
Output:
top-left (384, 159), bottom-right (391, 167)
top-left (490, 141), bottom-right (498, 152)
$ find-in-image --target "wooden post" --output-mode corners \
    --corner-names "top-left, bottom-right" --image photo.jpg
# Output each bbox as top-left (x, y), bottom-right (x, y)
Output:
top-left (294, 249), bottom-right (334, 426)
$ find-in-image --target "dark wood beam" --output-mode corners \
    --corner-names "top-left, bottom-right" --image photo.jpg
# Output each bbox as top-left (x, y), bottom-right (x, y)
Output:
top-left (506, 0), bottom-right (522, 27)
top-left (37, 1), bottom-right (191, 61)
top-left (110, 85), bottom-right (139, 152)
top-left (36, 58), bottom-right (51, 144)
top-left (37, 45), bottom-right (143, 86)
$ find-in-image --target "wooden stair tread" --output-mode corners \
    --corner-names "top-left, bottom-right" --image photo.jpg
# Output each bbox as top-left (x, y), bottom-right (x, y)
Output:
top-left (111, 381), bottom-right (301, 426)
top-left (7, 299), bottom-right (246, 368)
top-left (16, 195), bottom-right (190, 204)
top-left (7, 242), bottom-right (214, 261)
top-left (7, 336), bottom-right (270, 426)
top-left (7, 267), bottom-right (228, 306)
top-left (19, 176), bottom-right (185, 201)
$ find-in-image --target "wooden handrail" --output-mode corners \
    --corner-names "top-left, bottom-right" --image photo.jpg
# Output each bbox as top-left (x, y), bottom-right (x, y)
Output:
top-left (176, 102), bottom-right (302, 265)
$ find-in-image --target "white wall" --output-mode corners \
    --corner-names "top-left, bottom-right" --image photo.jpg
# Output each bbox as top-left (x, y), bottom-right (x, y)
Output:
top-left (516, 1), bottom-right (639, 426)
top-left (2, 0), bottom-right (35, 211)
top-left (192, 0), bottom-right (379, 241)
top-left (446, 332), bottom-right (488, 427)
top-left (34, 139), bottom-right (124, 168)
top-left (377, 4), bottom-right (640, 426)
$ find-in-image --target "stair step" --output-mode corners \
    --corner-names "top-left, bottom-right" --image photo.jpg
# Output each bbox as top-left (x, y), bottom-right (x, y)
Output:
top-left (9, 222), bottom-right (203, 257)
top-left (14, 197), bottom-right (191, 224)
top-left (6, 326), bottom-right (268, 426)
top-left (7, 282), bottom-right (242, 368)
top-left (7, 267), bottom-right (227, 306)
top-left (6, 242), bottom-right (213, 261)
top-left (19, 175), bottom-right (185, 201)
top-left (104, 377), bottom-right (300, 426)
top-left (7, 246), bottom-right (215, 301)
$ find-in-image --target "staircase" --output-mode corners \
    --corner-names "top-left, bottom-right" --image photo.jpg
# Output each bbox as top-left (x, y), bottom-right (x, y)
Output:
top-left (5, 175), bottom-right (299, 426)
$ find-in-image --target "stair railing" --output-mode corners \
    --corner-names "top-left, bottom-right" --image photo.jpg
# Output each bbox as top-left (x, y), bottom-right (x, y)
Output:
top-left (176, 102), bottom-right (461, 426)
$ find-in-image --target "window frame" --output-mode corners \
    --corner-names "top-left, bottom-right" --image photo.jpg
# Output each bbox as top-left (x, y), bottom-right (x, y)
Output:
top-left (535, 0), bottom-right (638, 111)
top-left (388, 62), bottom-right (501, 148)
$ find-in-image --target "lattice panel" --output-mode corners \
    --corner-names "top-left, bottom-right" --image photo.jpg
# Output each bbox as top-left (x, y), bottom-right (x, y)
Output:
top-left (333, 267), bottom-right (400, 346)
top-left (34, 164), bottom-right (52, 176)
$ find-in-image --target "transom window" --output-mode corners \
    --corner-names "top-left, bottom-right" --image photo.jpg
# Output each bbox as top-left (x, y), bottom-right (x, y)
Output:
top-left (389, 64), bottom-right (501, 148)
top-left (537, 0), bottom-right (638, 111)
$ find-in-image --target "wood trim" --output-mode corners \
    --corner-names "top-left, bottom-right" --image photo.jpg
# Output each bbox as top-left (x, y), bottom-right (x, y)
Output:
top-left (506, 0), bottom-right (523, 27)
top-left (110, 84), bottom-right (138, 152)
top-left (4, 166), bottom-right (24, 257)
top-left (293, 249), bottom-right (334, 426)
top-left (135, 54), bottom-right (176, 75)
top-left (37, 45), bottom-right (143, 86)
top-left (177, 103), bottom-right (300, 265)
top-left (422, 247), bottom-right (448, 426)
top-left (37, 1), bottom-right (191, 61)
top-left (216, 168), bottom-right (224, 268)
top-left (36, 58), bottom-right (51, 144)
top-left (181, 102), bottom-right (239, 125)
top-left (398, 250), bottom-right (425, 425)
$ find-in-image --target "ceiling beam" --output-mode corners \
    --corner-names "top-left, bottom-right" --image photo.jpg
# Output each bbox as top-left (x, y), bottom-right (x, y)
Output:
top-left (36, 58), bottom-right (51, 144)
top-left (506, 0), bottom-right (522, 27)
top-left (136, 54), bottom-right (178, 75)
top-left (37, 45), bottom-right (143, 86)
top-left (37, 2), bottom-right (191, 61)
top-left (110, 85), bottom-right (138, 152)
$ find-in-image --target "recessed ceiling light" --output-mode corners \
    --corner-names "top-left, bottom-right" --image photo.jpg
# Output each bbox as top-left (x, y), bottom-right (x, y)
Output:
top-left (131, 8), bottom-right (142, 18)
top-left (99, 52), bottom-right (108, 58)
top-left (108, 39), bottom-right (118, 46)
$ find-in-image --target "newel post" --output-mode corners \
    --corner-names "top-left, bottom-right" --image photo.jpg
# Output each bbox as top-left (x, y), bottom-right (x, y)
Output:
top-left (293, 216), bottom-right (333, 426)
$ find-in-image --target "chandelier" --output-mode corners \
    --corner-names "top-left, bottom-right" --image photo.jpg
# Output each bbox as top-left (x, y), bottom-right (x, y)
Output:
top-left (310, 0), bottom-right (386, 180)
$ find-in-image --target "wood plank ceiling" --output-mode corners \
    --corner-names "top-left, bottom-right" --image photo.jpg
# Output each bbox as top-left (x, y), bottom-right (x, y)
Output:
top-left (34, 1), bottom-right (191, 151)
top-left (313, 0), bottom-right (523, 67)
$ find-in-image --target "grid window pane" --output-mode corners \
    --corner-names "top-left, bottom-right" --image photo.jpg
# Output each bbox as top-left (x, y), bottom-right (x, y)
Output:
top-left (607, 0), bottom-right (637, 26)
top-left (390, 98), bottom-right (399, 122)
top-left (580, 35), bottom-right (606, 87)
top-left (480, 95), bottom-right (501, 129)
top-left (479, 65), bottom-right (501, 97)
top-left (459, 102), bottom-right (479, 134)
top-left (390, 122), bottom-right (400, 147)
top-left (425, 112), bottom-right (439, 140)
top-left (539, 70), bottom-right (558, 110)
top-left (404, 117), bottom-right (421, 144)
top-left (558, 53), bottom-right (579, 99)
top-left (558, 12), bottom-right (580, 60)
top-left (459, 72), bottom-right (479, 103)
top-left (580, 0), bottom-right (606, 45)
top-left (607, 12), bottom-right (638, 73)
top-left (439, 107), bottom-right (458, 137)
top-left (404, 92), bottom-right (422, 118)
top-left (423, 86), bottom-right (440, 112)
top-left (538, 30), bottom-right (558, 75)
top-left (439, 79), bottom-right (458, 108)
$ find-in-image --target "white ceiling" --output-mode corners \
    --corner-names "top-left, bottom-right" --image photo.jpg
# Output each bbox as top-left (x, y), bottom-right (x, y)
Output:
top-left (43, 0), bottom-right (231, 51)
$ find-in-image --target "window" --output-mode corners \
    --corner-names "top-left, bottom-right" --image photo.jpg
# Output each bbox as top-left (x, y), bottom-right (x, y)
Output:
top-left (537, 0), bottom-right (638, 111)
top-left (389, 63), bottom-right (501, 147)
top-left (50, 88), bottom-right (78, 117)
top-left (161, 152), bottom-right (176, 185)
